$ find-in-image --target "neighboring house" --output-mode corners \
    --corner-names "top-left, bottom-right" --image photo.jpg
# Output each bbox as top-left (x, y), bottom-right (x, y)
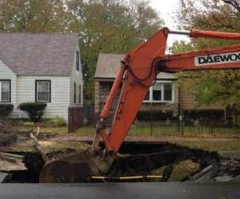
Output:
top-left (0, 33), bottom-right (84, 122)
top-left (94, 53), bottom-right (226, 120)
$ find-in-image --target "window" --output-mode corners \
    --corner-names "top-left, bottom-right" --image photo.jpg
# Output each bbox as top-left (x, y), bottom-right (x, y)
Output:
top-left (0, 80), bottom-right (11, 102)
top-left (152, 83), bottom-right (162, 101)
top-left (76, 50), bottom-right (80, 71)
top-left (36, 80), bottom-right (51, 103)
top-left (144, 81), bottom-right (174, 103)
top-left (164, 84), bottom-right (173, 101)
top-left (74, 83), bottom-right (76, 104)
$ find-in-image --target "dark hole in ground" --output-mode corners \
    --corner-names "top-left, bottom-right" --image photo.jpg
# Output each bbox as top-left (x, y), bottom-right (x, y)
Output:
top-left (2, 142), bottom-right (240, 183)
top-left (106, 142), bottom-right (220, 182)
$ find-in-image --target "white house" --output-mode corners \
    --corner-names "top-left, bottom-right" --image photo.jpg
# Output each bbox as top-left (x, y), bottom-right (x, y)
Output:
top-left (0, 33), bottom-right (84, 122)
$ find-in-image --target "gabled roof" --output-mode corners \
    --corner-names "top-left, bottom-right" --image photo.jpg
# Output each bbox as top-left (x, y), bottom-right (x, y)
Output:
top-left (95, 53), bottom-right (176, 80)
top-left (95, 53), bottom-right (124, 79)
top-left (0, 33), bottom-right (78, 76)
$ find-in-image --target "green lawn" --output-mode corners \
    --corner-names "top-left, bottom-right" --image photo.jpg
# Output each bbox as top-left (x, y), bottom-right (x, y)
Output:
top-left (72, 125), bottom-right (240, 138)
top-left (14, 123), bottom-right (240, 139)
top-left (170, 140), bottom-right (240, 152)
top-left (15, 126), bottom-right (68, 134)
top-left (73, 125), bottom-right (240, 152)
top-left (73, 126), bottom-right (95, 135)
top-left (128, 125), bottom-right (240, 137)
top-left (11, 120), bottom-right (240, 152)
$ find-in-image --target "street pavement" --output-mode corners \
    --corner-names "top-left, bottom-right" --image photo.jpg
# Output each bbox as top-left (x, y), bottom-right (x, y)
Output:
top-left (0, 182), bottom-right (240, 199)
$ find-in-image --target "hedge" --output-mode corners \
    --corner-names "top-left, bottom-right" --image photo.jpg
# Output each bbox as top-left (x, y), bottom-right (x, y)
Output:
top-left (18, 102), bottom-right (47, 122)
top-left (0, 104), bottom-right (14, 118)
top-left (136, 110), bottom-right (174, 121)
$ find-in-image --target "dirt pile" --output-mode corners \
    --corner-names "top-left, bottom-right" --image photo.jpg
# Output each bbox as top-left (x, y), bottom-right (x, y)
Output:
top-left (0, 119), bottom-right (17, 147)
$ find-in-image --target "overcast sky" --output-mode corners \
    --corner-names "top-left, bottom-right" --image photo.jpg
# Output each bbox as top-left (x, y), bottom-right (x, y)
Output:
top-left (149, 0), bottom-right (189, 46)
top-left (150, 0), bottom-right (179, 28)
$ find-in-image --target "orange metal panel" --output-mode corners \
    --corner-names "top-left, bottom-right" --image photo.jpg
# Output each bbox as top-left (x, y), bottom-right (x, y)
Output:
top-left (164, 44), bottom-right (240, 71)
top-left (192, 29), bottom-right (240, 40)
top-left (98, 27), bottom-right (240, 152)
top-left (107, 28), bottom-right (169, 152)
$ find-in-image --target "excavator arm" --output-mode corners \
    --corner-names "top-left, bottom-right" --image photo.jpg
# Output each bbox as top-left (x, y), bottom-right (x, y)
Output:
top-left (40, 27), bottom-right (240, 183)
top-left (94, 27), bottom-right (240, 152)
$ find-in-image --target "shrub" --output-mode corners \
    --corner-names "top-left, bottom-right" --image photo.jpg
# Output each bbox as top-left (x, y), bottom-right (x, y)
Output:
top-left (22, 121), bottom-right (35, 127)
top-left (136, 110), bottom-right (174, 121)
top-left (0, 104), bottom-right (14, 118)
top-left (47, 117), bottom-right (66, 127)
top-left (183, 110), bottom-right (225, 120)
top-left (18, 102), bottom-right (47, 123)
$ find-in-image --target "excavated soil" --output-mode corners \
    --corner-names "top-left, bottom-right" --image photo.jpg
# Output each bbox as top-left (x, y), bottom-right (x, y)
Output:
top-left (2, 141), bottom-right (239, 183)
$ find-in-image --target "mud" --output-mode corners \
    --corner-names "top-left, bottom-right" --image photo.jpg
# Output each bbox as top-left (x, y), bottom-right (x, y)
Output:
top-left (1, 142), bottom-right (240, 183)
top-left (107, 142), bottom-right (219, 182)
top-left (0, 133), bottom-right (17, 147)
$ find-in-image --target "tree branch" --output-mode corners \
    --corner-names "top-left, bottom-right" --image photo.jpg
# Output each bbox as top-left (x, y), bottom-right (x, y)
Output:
top-left (222, 0), bottom-right (240, 12)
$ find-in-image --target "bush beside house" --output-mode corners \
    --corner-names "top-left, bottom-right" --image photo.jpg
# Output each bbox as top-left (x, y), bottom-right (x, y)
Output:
top-left (18, 102), bottom-right (47, 122)
top-left (0, 104), bottom-right (14, 118)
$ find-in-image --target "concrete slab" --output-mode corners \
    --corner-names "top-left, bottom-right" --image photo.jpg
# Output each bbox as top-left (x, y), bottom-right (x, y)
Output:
top-left (0, 172), bottom-right (7, 182)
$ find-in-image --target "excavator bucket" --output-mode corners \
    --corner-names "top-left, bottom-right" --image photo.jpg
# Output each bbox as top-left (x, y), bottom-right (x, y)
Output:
top-left (39, 148), bottom-right (115, 183)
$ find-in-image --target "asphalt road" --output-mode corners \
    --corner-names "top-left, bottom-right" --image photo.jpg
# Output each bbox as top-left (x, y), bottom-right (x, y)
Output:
top-left (0, 182), bottom-right (240, 199)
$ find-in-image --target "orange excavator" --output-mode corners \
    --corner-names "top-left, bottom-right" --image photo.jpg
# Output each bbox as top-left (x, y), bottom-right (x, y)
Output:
top-left (39, 27), bottom-right (240, 182)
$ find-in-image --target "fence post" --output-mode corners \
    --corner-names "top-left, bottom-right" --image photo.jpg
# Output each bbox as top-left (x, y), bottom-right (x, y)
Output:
top-left (179, 114), bottom-right (184, 136)
top-left (150, 102), bottom-right (153, 136)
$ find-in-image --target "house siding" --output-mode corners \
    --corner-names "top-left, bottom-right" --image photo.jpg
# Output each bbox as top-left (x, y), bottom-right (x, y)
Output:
top-left (0, 59), bottom-right (18, 117)
top-left (94, 79), bottom-right (179, 114)
top-left (94, 78), bottom-right (225, 119)
top-left (16, 76), bottom-right (70, 121)
top-left (69, 45), bottom-right (84, 107)
top-left (94, 81), bottom-right (100, 113)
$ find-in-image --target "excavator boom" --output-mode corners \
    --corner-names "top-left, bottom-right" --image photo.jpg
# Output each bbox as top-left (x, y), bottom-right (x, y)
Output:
top-left (94, 27), bottom-right (240, 152)
top-left (40, 27), bottom-right (240, 183)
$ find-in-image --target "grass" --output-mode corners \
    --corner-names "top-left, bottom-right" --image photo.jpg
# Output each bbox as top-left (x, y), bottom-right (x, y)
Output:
top-left (171, 140), bottom-right (240, 152)
top-left (15, 125), bottom-right (240, 139)
top-left (10, 126), bottom-right (240, 153)
top-left (11, 117), bottom-right (240, 138)
top-left (73, 126), bottom-right (95, 135)
top-left (14, 126), bottom-right (68, 134)
top-left (128, 125), bottom-right (240, 138)
top-left (70, 125), bottom-right (240, 138)
top-left (70, 125), bottom-right (240, 152)
top-left (9, 120), bottom-right (240, 153)
top-left (1, 139), bottom-right (90, 153)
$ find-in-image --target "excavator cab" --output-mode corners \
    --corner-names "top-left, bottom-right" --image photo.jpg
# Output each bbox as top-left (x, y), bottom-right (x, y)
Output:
top-left (39, 27), bottom-right (240, 183)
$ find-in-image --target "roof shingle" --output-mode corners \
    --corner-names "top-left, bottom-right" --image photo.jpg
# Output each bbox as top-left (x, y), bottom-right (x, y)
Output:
top-left (95, 53), bottom-right (176, 79)
top-left (0, 33), bottom-right (78, 76)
